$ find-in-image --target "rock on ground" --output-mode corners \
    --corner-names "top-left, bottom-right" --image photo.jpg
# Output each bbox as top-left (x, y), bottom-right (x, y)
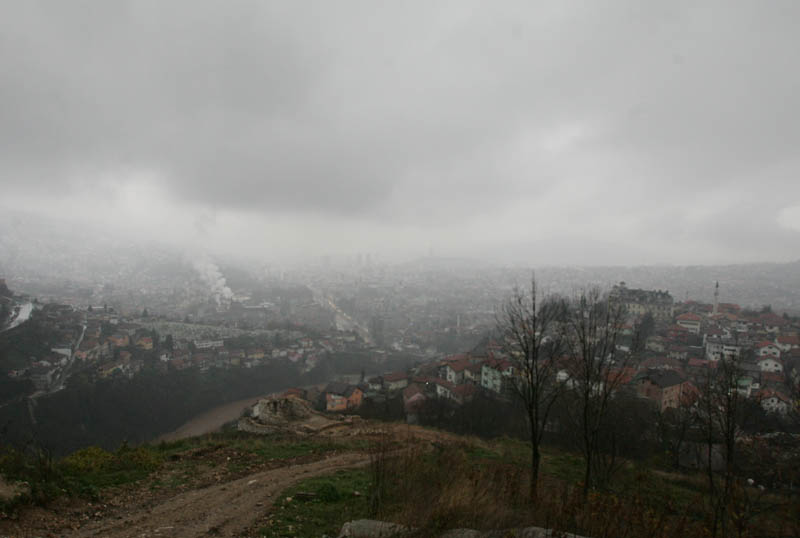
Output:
top-left (338, 519), bottom-right (590, 538)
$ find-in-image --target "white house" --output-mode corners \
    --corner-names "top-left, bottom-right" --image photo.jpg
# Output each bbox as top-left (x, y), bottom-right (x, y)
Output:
top-left (433, 379), bottom-right (456, 400)
top-left (757, 356), bottom-right (783, 373)
top-left (756, 342), bottom-right (781, 359)
top-left (676, 313), bottom-right (702, 335)
top-left (480, 359), bottom-right (514, 394)
top-left (759, 390), bottom-right (790, 414)
top-left (383, 372), bottom-right (409, 391)
top-left (705, 337), bottom-right (742, 361)
top-left (194, 339), bottom-right (224, 350)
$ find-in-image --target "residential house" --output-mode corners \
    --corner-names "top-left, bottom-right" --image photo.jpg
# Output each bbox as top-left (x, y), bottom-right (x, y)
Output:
top-left (705, 337), bottom-right (742, 361)
top-left (433, 378), bottom-right (456, 400)
top-left (464, 363), bottom-right (482, 384)
top-left (758, 389), bottom-right (791, 414)
top-left (759, 313), bottom-right (788, 334)
top-left (402, 383), bottom-right (427, 415)
top-left (442, 358), bottom-right (472, 385)
top-left (676, 313), bottom-right (702, 335)
top-left (324, 382), bottom-right (363, 412)
top-left (481, 358), bottom-right (514, 394)
top-left (383, 371), bottom-right (409, 391)
top-left (736, 376), bottom-right (759, 398)
top-left (636, 369), bottom-right (693, 411)
top-left (757, 356), bottom-right (783, 373)
top-left (367, 376), bottom-right (383, 391)
top-left (756, 341), bottom-right (782, 358)
top-left (194, 339), bottom-right (224, 350)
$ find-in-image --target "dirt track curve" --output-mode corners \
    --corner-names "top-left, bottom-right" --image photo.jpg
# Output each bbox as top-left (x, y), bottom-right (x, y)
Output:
top-left (68, 452), bottom-right (369, 538)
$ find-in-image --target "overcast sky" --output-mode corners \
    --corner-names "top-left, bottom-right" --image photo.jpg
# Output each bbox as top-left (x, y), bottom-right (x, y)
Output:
top-left (1, 0), bottom-right (799, 266)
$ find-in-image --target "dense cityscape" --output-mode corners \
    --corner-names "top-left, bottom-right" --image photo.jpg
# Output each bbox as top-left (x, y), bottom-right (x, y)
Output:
top-left (3, 1), bottom-right (800, 536)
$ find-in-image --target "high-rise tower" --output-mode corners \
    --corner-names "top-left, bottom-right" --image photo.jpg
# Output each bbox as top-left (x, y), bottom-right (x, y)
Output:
top-left (713, 281), bottom-right (719, 315)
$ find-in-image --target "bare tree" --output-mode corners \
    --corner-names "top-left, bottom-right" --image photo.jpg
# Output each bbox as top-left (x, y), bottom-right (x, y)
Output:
top-left (656, 393), bottom-right (696, 469)
top-left (696, 353), bottom-right (752, 537)
top-left (497, 275), bottom-right (566, 500)
top-left (565, 287), bottom-right (629, 498)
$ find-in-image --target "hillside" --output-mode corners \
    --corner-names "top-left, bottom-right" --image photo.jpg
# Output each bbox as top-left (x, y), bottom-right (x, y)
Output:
top-left (2, 415), bottom-right (798, 538)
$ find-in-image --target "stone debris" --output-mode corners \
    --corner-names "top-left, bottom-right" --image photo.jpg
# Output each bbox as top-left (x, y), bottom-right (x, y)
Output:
top-left (337, 519), bottom-right (590, 538)
top-left (238, 395), bottom-right (360, 435)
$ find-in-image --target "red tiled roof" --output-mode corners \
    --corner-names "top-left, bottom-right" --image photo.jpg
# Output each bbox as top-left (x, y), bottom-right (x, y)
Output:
top-left (447, 358), bottom-right (472, 372)
top-left (777, 335), bottom-right (800, 346)
top-left (466, 363), bottom-right (483, 374)
top-left (760, 314), bottom-right (788, 326)
top-left (434, 379), bottom-right (456, 391)
top-left (383, 371), bottom-right (408, 382)
top-left (761, 371), bottom-right (785, 383)
top-left (757, 389), bottom-right (791, 403)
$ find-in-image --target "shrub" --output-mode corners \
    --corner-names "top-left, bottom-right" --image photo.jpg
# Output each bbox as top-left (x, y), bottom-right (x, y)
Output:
top-left (317, 482), bottom-right (341, 502)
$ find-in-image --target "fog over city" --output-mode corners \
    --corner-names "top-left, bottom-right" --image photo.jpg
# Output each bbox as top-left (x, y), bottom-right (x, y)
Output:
top-left (5, 5), bottom-right (800, 537)
top-left (2, 1), bottom-right (799, 266)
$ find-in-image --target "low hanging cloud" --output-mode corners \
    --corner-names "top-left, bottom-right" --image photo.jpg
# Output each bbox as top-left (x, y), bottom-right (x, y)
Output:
top-left (1, 1), bottom-right (799, 265)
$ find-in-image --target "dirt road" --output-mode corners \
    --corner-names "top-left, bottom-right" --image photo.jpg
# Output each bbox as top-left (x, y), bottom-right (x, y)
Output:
top-left (68, 452), bottom-right (369, 538)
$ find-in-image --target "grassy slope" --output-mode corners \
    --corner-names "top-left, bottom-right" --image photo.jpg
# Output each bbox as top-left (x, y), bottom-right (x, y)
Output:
top-left (0, 429), bottom-right (363, 512)
top-left (263, 435), bottom-right (797, 538)
top-left (2, 427), bottom-right (797, 537)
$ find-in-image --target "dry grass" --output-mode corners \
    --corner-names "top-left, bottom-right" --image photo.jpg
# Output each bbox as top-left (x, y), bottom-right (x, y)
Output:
top-left (366, 433), bottom-right (798, 538)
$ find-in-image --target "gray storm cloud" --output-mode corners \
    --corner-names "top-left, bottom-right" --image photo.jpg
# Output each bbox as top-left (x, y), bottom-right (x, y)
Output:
top-left (1, 0), bottom-right (799, 265)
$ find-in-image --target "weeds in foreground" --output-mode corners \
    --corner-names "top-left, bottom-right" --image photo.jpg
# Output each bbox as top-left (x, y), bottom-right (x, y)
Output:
top-left (258, 469), bottom-right (371, 538)
top-left (0, 441), bottom-right (164, 511)
top-left (0, 431), bottom-right (364, 515)
top-left (364, 435), bottom-right (798, 538)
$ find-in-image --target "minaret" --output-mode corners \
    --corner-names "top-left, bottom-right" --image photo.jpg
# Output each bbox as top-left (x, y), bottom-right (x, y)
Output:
top-left (713, 281), bottom-right (719, 315)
